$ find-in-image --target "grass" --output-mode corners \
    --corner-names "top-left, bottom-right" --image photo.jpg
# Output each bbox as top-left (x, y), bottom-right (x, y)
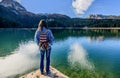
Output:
top-left (54, 65), bottom-right (117, 78)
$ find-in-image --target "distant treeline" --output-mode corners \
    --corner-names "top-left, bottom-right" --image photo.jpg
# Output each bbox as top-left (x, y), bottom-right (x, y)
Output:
top-left (0, 16), bottom-right (21, 28)
top-left (71, 18), bottom-right (120, 27)
top-left (0, 16), bottom-right (37, 28)
top-left (0, 16), bottom-right (120, 28)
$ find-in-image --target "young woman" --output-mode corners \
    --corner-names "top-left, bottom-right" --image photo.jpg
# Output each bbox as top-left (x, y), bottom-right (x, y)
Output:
top-left (34, 20), bottom-right (54, 75)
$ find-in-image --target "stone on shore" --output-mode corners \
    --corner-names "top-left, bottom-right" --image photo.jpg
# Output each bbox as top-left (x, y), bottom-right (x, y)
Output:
top-left (20, 66), bottom-right (69, 78)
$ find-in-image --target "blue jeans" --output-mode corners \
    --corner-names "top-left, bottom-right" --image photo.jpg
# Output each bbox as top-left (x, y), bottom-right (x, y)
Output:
top-left (40, 47), bottom-right (51, 73)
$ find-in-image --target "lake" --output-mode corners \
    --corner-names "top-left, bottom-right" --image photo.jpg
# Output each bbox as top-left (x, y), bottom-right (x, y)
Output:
top-left (0, 29), bottom-right (120, 78)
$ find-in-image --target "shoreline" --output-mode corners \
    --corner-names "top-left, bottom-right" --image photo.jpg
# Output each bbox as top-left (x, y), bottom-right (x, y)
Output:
top-left (0, 27), bottom-right (120, 30)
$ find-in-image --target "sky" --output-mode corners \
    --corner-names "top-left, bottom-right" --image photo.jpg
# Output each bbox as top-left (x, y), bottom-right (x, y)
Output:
top-left (1, 0), bottom-right (120, 17)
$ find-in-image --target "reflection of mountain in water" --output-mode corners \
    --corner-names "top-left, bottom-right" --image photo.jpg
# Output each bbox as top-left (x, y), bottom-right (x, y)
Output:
top-left (87, 36), bottom-right (104, 41)
top-left (54, 29), bottom-right (120, 40)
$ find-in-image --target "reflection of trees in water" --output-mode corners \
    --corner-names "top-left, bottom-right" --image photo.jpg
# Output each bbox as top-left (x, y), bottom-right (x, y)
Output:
top-left (0, 29), bottom-right (35, 57)
top-left (53, 29), bottom-right (120, 40)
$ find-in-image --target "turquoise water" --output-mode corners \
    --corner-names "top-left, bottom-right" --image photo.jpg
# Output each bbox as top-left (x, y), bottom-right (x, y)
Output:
top-left (0, 29), bottom-right (120, 78)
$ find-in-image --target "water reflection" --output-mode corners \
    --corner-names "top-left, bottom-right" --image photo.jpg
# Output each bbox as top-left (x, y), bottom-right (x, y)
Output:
top-left (53, 29), bottom-right (120, 41)
top-left (0, 29), bottom-right (120, 78)
top-left (87, 36), bottom-right (104, 42)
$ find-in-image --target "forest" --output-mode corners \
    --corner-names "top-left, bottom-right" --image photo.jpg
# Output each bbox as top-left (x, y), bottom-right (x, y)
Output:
top-left (0, 16), bottom-right (120, 28)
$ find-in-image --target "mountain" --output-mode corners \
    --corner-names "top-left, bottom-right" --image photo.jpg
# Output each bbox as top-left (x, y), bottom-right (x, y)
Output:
top-left (0, 0), bottom-right (35, 16)
top-left (0, 0), bottom-right (71, 28)
top-left (1, 0), bottom-right (120, 28)
top-left (0, 0), bottom-right (26, 11)
top-left (87, 14), bottom-right (120, 19)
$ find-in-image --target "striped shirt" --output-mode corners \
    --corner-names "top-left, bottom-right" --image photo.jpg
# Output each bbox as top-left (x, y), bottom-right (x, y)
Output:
top-left (34, 27), bottom-right (54, 47)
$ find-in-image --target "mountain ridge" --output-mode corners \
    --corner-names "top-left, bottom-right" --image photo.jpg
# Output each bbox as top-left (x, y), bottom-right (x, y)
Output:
top-left (0, 0), bottom-right (120, 28)
top-left (87, 14), bottom-right (120, 19)
top-left (0, 0), bottom-right (71, 27)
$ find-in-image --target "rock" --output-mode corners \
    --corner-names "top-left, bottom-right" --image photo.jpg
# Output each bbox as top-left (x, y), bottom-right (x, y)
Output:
top-left (19, 66), bottom-right (69, 78)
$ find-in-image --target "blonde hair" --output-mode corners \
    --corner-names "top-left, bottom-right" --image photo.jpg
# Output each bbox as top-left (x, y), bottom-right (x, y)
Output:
top-left (38, 20), bottom-right (47, 31)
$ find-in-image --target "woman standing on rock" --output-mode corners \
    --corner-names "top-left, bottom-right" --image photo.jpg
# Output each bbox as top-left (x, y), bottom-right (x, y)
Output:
top-left (34, 20), bottom-right (54, 75)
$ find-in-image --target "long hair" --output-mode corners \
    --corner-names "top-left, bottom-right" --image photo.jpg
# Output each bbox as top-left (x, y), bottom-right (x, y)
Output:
top-left (38, 20), bottom-right (48, 31)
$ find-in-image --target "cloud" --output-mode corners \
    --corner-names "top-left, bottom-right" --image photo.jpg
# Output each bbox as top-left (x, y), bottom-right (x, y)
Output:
top-left (72, 0), bottom-right (94, 15)
top-left (0, 0), bottom-right (2, 2)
